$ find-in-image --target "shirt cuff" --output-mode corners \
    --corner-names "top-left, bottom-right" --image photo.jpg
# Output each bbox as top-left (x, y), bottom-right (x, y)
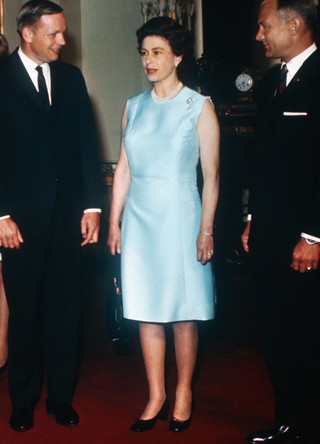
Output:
top-left (0, 215), bottom-right (10, 221)
top-left (83, 208), bottom-right (102, 214)
top-left (247, 214), bottom-right (252, 221)
top-left (301, 232), bottom-right (320, 243)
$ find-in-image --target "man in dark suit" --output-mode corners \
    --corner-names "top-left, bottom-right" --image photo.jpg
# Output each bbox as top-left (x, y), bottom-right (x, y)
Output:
top-left (0, 0), bottom-right (102, 432)
top-left (242, 1), bottom-right (320, 443)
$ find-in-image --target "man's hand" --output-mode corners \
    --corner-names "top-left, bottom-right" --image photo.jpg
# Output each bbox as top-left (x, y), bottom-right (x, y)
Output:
top-left (291, 238), bottom-right (320, 273)
top-left (241, 221), bottom-right (251, 253)
top-left (81, 212), bottom-right (100, 246)
top-left (0, 218), bottom-right (24, 249)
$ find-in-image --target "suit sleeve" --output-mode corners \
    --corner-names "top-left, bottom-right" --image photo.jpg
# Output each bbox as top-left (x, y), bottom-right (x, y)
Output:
top-left (296, 74), bottom-right (320, 238)
top-left (0, 61), bottom-right (10, 217)
top-left (301, 90), bottom-right (320, 238)
top-left (77, 71), bottom-right (103, 211)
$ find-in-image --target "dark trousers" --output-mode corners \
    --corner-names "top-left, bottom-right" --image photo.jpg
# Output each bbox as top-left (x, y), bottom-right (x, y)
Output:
top-left (250, 237), bottom-right (320, 438)
top-left (2, 196), bottom-right (81, 409)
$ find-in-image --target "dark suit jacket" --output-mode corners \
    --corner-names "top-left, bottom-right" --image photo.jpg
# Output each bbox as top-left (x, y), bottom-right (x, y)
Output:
top-left (249, 49), bottom-right (320, 256)
top-left (0, 48), bottom-right (102, 240)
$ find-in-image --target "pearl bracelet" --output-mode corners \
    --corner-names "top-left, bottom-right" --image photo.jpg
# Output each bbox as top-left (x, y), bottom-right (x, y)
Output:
top-left (199, 231), bottom-right (213, 236)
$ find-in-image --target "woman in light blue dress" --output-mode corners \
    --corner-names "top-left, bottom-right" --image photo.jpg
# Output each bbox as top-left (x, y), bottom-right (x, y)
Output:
top-left (108, 17), bottom-right (220, 433)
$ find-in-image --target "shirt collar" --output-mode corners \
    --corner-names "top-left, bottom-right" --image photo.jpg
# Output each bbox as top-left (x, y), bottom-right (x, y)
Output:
top-left (282, 43), bottom-right (317, 80)
top-left (18, 46), bottom-right (50, 76)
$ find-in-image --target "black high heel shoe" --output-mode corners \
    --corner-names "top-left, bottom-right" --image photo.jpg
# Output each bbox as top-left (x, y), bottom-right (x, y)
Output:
top-left (169, 415), bottom-right (191, 432)
top-left (0, 361), bottom-right (7, 376)
top-left (169, 401), bottom-right (195, 432)
top-left (131, 399), bottom-right (170, 432)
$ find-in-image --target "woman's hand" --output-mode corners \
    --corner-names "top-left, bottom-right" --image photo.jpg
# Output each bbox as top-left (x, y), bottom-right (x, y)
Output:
top-left (107, 225), bottom-right (121, 255)
top-left (197, 232), bottom-right (214, 265)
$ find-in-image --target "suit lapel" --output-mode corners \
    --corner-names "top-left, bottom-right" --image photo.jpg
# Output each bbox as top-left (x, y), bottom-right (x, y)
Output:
top-left (271, 76), bottom-right (300, 111)
top-left (270, 50), bottom-right (319, 114)
top-left (49, 61), bottom-right (64, 126)
top-left (256, 50), bottom-right (319, 157)
top-left (10, 49), bottom-right (50, 118)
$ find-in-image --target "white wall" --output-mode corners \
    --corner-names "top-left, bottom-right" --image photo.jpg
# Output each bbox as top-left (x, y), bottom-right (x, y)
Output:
top-left (3, 0), bottom-right (22, 49)
top-left (80, 0), bottom-right (150, 162)
top-left (60, 0), bottom-right (82, 69)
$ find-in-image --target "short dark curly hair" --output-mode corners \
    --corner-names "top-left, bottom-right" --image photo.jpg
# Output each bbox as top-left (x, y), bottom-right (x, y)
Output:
top-left (136, 17), bottom-right (194, 67)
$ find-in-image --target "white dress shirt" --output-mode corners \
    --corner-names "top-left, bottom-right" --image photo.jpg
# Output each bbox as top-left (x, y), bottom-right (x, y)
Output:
top-left (283, 43), bottom-right (317, 86)
top-left (18, 47), bottom-right (52, 104)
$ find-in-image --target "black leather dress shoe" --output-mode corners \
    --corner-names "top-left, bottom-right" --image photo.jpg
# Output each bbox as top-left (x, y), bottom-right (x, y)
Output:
top-left (0, 361), bottom-right (7, 375)
top-left (46, 398), bottom-right (79, 426)
top-left (9, 408), bottom-right (34, 432)
top-left (247, 425), bottom-right (299, 444)
top-left (291, 438), bottom-right (320, 444)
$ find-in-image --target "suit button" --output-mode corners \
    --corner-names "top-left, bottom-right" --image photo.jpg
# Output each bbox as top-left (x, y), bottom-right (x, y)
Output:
top-left (52, 176), bottom-right (58, 181)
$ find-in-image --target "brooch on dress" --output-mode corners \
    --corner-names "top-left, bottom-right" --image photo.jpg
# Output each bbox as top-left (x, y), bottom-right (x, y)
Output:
top-left (187, 98), bottom-right (195, 112)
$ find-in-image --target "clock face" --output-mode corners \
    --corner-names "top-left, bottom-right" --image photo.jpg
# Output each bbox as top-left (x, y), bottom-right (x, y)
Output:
top-left (235, 73), bottom-right (253, 92)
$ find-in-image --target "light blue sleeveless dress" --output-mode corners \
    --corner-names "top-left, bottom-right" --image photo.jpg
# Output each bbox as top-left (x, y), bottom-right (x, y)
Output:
top-left (121, 86), bottom-right (216, 323)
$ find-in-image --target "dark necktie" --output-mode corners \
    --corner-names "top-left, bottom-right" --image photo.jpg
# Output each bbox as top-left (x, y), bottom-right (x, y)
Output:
top-left (277, 64), bottom-right (288, 96)
top-left (36, 65), bottom-right (51, 111)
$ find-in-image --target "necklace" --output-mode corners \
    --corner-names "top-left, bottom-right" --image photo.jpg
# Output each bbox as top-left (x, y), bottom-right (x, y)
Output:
top-left (151, 82), bottom-right (183, 104)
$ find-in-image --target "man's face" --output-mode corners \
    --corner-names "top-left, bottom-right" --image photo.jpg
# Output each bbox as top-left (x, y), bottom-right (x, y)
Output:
top-left (256, 0), bottom-right (294, 62)
top-left (25, 12), bottom-right (66, 65)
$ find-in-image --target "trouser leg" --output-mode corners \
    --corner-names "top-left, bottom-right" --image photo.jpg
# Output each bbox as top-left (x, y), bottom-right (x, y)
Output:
top-left (250, 243), bottom-right (320, 435)
top-left (3, 236), bottom-right (50, 408)
top-left (3, 203), bottom-right (81, 408)
top-left (42, 210), bottom-right (80, 403)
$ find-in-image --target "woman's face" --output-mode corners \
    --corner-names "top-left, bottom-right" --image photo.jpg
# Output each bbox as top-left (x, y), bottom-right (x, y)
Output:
top-left (140, 35), bottom-right (181, 84)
